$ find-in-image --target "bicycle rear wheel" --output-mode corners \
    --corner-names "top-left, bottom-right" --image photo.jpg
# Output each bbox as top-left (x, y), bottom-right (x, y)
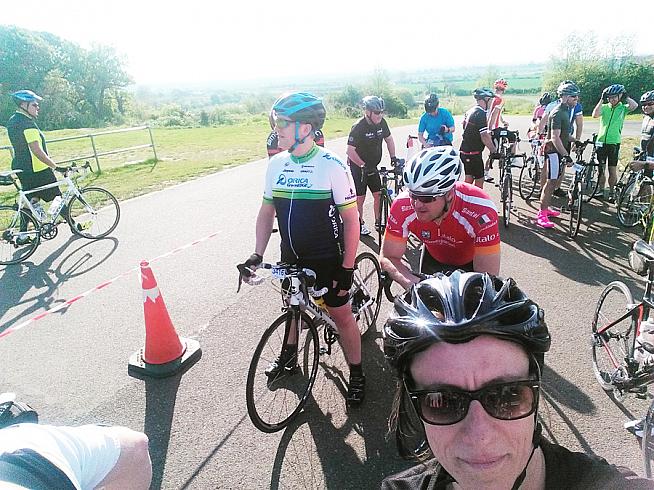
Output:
top-left (617, 177), bottom-right (652, 228)
top-left (66, 187), bottom-right (120, 239)
top-left (518, 157), bottom-right (539, 200)
top-left (591, 281), bottom-right (635, 395)
top-left (0, 206), bottom-right (41, 266)
top-left (568, 181), bottom-right (582, 239)
top-left (245, 312), bottom-right (319, 432)
top-left (352, 252), bottom-right (382, 336)
top-left (643, 399), bottom-right (654, 478)
top-left (580, 164), bottom-right (600, 202)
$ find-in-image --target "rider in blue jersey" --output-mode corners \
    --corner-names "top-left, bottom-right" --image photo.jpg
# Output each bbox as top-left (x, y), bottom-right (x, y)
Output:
top-left (417, 94), bottom-right (455, 148)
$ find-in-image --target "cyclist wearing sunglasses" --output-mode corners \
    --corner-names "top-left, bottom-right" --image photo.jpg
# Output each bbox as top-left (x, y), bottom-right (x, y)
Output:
top-left (381, 271), bottom-right (650, 489)
top-left (460, 88), bottom-right (499, 188)
top-left (380, 147), bottom-right (500, 291)
top-left (241, 92), bottom-right (367, 406)
top-left (266, 108), bottom-right (324, 158)
top-left (630, 90), bottom-right (654, 175)
top-left (346, 95), bottom-right (398, 236)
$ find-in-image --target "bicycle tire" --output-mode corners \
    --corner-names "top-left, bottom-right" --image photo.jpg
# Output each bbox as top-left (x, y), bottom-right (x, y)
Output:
top-left (518, 157), bottom-right (538, 200)
top-left (617, 177), bottom-right (652, 228)
top-left (501, 172), bottom-right (511, 228)
top-left (66, 187), bottom-right (120, 239)
top-left (0, 206), bottom-right (41, 266)
top-left (643, 399), bottom-right (654, 478)
top-left (568, 181), bottom-right (583, 239)
top-left (378, 193), bottom-right (389, 246)
top-left (352, 252), bottom-right (382, 336)
top-left (591, 281), bottom-right (636, 395)
top-left (245, 312), bottom-right (320, 433)
top-left (580, 164), bottom-right (600, 203)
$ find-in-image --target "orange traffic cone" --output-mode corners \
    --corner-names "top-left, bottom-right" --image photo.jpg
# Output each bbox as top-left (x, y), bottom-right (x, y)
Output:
top-left (128, 260), bottom-right (201, 379)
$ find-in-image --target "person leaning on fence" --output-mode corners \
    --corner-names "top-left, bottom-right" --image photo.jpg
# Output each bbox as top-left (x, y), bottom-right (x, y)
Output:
top-left (7, 91), bottom-right (66, 211)
top-left (381, 271), bottom-right (654, 489)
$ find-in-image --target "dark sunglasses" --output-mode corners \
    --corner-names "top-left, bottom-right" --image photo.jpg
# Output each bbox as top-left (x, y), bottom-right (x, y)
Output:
top-left (371, 110), bottom-right (384, 115)
top-left (406, 379), bottom-right (539, 425)
top-left (643, 102), bottom-right (654, 107)
top-left (409, 192), bottom-right (443, 203)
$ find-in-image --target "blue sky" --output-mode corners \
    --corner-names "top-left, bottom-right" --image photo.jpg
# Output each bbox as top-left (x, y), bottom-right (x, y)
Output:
top-left (3, 0), bottom-right (651, 85)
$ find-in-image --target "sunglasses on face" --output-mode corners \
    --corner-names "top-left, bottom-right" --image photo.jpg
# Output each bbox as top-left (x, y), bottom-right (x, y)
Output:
top-left (409, 192), bottom-right (443, 203)
top-left (406, 379), bottom-right (539, 425)
top-left (643, 102), bottom-right (654, 108)
top-left (370, 110), bottom-right (383, 115)
top-left (274, 117), bottom-right (295, 129)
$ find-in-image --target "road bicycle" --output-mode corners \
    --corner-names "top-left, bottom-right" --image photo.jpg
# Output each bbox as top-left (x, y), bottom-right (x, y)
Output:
top-left (238, 252), bottom-right (382, 432)
top-left (564, 137), bottom-right (601, 239)
top-left (495, 129), bottom-right (523, 228)
top-left (518, 137), bottom-right (543, 201)
top-left (616, 149), bottom-right (654, 241)
top-left (377, 158), bottom-right (405, 245)
top-left (639, 398), bottom-right (654, 477)
top-left (576, 133), bottom-right (601, 203)
top-left (0, 162), bottom-right (120, 265)
top-left (591, 239), bottom-right (654, 405)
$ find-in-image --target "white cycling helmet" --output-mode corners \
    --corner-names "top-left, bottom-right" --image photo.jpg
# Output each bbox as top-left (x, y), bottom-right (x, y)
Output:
top-left (403, 146), bottom-right (462, 196)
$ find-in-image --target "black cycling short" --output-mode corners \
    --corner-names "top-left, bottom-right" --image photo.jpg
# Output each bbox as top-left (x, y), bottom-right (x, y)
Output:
top-left (596, 143), bottom-right (620, 167)
top-left (420, 246), bottom-right (473, 275)
top-left (460, 152), bottom-right (484, 179)
top-left (350, 164), bottom-right (382, 196)
top-left (279, 254), bottom-right (350, 308)
top-left (16, 169), bottom-right (61, 202)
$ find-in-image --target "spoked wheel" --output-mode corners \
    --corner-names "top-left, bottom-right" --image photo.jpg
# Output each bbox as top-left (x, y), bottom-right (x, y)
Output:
top-left (591, 281), bottom-right (635, 397)
top-left (568, 181), bottom-right (583, 239)
top-left (352, 252), bottom-right (382, 337)
top-left (581, 164), bottom-right (600, 202)
top-left (67, 187), bottom-right (120, 239)
top-left (617, 177), bottom-right (652, 228)
top-left (643, 399), bottom-right (654, 478)
top-left (519, 157), bottom-right (539, 200)
top-left (0, 206), bottom-right (41, 266)
top-left (501, 173), bottom-right (512, 228)
top-left (245, 312), bottom-right (320, 432)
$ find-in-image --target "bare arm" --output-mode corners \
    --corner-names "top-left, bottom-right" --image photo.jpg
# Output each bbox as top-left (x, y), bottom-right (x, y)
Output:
top-left (481, 131), bottom-right (496, 154)
top-left (346, 145), bottom-right (366, 167)
top-left (418, 133), bottom-right (427, 147)
top-left (592, 100), bottom-right (603, 118)
top-left (473, 251), bottom-right (500, 276)
top-left (339, 205), bottom-right (360, 269)
top-left (380, 236), bottom-right (420, 290)
top-left (385, 135), bottom-right (396, 159)
top-left (625, 96), bottom-right (639, 112)
top-left (254, 202), bottom-right (276, 256)
top-left (574, 114), bottom-right (584, 140)
top-left (28, 141), bottom-right (57, 169)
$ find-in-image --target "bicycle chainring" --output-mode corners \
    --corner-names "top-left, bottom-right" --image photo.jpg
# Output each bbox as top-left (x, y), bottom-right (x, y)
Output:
top-left (40, 223), bottom-right (58, 240)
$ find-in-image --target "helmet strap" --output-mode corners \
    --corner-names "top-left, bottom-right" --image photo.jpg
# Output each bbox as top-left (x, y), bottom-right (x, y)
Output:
top-left (289, 121), bottom-right (312, 154)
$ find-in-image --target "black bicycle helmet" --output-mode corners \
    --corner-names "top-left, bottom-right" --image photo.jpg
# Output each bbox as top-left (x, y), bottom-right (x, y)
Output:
top-left (362, 95), bottom-right (385, 112)
top-left (539, 92), bottom-right (552, 106)
top-left (383, 271), bottom-right (550, 371)
top-left (472, 88), bottom-right (495, 100)
top-left (271, 92), bottom-right (326, 130)
top-left (11, 90), bottom-right (42, 106)
top-left (557, 81), bottom-right (580, 97)
top-left (605, 84), bottom-right (626, 97)
top-left (641, 90), bottom-right (654, 104)
top-left (424, 93), bottom-right (439, 112)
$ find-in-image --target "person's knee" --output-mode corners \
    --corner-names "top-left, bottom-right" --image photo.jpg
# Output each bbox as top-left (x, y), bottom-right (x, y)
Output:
top-left (97, 427), bottom-right (151, 490)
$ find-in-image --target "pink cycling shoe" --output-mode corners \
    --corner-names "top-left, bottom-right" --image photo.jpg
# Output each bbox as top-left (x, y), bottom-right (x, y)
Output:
top-left (536, 211), bottom-right (554, 228)
top-left (546, 208), bottom-right (561, 218)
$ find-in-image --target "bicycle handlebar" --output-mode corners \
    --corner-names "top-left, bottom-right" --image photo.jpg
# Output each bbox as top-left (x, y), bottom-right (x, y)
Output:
top-left (236, 261), bottom-right (325, 294)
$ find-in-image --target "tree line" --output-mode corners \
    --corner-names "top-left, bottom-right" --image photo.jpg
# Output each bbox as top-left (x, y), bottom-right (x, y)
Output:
top-left (0, 25), bottom-right (131, 130)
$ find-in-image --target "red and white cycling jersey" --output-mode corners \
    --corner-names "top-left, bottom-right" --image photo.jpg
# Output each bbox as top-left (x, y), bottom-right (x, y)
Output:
top-left (385, 182), bottom-right (500, 266)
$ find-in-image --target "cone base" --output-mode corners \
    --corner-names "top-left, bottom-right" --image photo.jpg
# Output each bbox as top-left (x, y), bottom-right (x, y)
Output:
top-left (128, 338), bottom-right (201, 379)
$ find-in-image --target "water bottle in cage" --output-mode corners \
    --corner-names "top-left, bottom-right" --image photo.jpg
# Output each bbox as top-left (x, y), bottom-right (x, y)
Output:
top-left (48, 196), bottom-right (63, 215)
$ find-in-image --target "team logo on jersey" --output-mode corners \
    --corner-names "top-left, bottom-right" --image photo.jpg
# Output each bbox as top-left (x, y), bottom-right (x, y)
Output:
top-left (478, 214), bottom-right (492, 225)
top-left (421, 230), bottom-right (431, 240)
top-left (276, 174), bottom-right (312, 188)
top-left (477, 233), bottom-right (498, 244)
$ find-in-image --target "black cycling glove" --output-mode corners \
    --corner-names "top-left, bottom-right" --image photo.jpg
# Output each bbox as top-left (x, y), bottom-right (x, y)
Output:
top-left (335, 266), bottom-right (355, 291)
top-left (244, 253), bottom-right (262, 268)
top-left (439, 125), bottom-right (448, 135)
top-left (490, 152), bottom-right (502, 160)
top-left (390, 156), bottom-right (399, 165)
top-left (561, 155), bottom-right (573, 165)
top-left (54, 166), bottom-right (67, 174)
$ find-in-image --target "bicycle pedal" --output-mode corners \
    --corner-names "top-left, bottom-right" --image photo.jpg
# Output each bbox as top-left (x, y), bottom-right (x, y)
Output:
top-left (319, 347), bottom-right (329, 355)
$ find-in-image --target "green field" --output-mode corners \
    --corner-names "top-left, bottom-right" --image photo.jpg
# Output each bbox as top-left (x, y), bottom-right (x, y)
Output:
top-left (0, 116), bottom-right (418, 206)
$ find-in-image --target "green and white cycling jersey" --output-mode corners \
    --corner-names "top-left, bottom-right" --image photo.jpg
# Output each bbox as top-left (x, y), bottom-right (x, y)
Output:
top-left (597, 102), bottom-right (630, 144)
top-left (263, 145), bottom-right (357, 261)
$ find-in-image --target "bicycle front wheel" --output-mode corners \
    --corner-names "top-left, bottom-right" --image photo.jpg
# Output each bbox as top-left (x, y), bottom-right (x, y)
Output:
top-left (581, 164), bottom-right (600, 203)
top-left (0, 206), bottom-right (41, 266)
top-left (67, 187), bottom-right (120, 239)
top-left (352, 252), bottom-right (382, 336)
top-left (245, 312), bottom-right (319, 432)
top-left (378, 194), bottom-right (389, 246)
top-left (568, 181), bottom-right (582, 239)
top-left (617, 177), bottom-right (652, 228)
top-left (518, 157), bottom-right (539, 201)
top-left (591, 281), bottom-right (635, 393)
top-left (501, 173), bottom-right (511, 228)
